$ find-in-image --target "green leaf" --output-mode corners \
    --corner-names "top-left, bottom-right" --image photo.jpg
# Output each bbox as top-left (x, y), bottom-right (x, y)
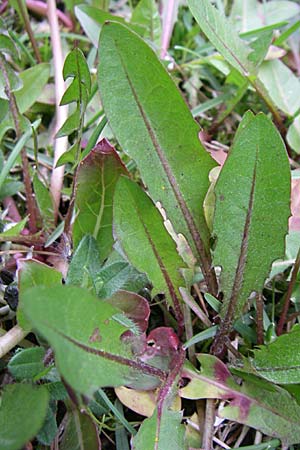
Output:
top-left (230, 0), bottom-right (300, 33)
top-left (62, 48), bottom-right (91, 93)
top-left (213, 113), bottom-right (290, 322)
top-left (187, 0), bottom-right (255, 77)
top-left (75, 4), bottom-right (129, 47)
top-left (249, 324), bottom-right (300, 384)
top-left (22, 284), bottom-right (165, 396)
top-left (98, 22), bottom-right (216, 280)
top-left (95, 261), bottom-right (148, 299)
top-left (60, 407), bottom-right (101, 450)
top-left (0, 383), bottom-right (49, 450)
top-left (73, 139), bottom-right (127, 260)
top-left (33, 174), bottom-right (55, 230)
top-left (258, 59), bottom-right (300, 116)
top-left (180, 354), bottom-right (300, 445)
top-left (14, 63), bottom-right (50, 113)
top-left (287, 114), bottom-right (300, 154)
top-left (132, 407), bottom-right (187, 450)
top-left (114, 177), bottom-right (185, 324)
top-left (131, 0), bottom-right (162, 47)
top-left (56, 109), bottom-right (81, 138)
top-left (66, 235), bottom-right (102, 291)
top-left (0, 217), bottom-right (27, 237)
top-left (8, 347), bottom-right (45, 381)
top-left (0, 34), bottom-right (19, 60)
top-left (18, 259), bottom-right (62, 330)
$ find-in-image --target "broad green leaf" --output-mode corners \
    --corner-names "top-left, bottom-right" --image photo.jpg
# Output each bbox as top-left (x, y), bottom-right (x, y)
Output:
top-left (18, 259), bottom-right (62, 330)
top-left (230, 0), bottom-right (300, 33)
top-left (0, 383), bottom-right (49, 450)
top-left (60, 407), bottom-right (101, 450)
top-left (114, 177), bottom-right (185, 324)
top-left (33, 174), bottom-right (55, 231)
top-left (187, 0), bottom-right (255, 77)
top-left (248, 325), bottom-right (300, 384)
top-left (22, 285), bottom-right (165, 396)
top-left (8, 347), bottom-right (45, 380)
top-left (0, 180), bottom-right (23, 200)
top-left (132, 407), bottom-right (187, 450)
top-left (213, 113), bottom-right (290, 324)
top-left (66, 235), bottom-right (101, 291)
top-left (258, 59), bottom-right (300, 116)
top-left (180, 354), bottom-right (300, 445)
top-left (14, 63), bottom-right (50, 113)
top-left (287, 114), bottom-right (300, 154)
top-left (73, 139), bottom-right (127, 259)
top-left (98, 22), bottom-right (216, 282)
top-left (131, 0), bottom-right (161, 47)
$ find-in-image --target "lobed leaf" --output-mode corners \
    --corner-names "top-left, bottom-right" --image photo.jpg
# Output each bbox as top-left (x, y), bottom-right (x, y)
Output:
top-left (180, 354), bottom-right (300, 445)
top-left (98, 22), bottom-right (217, 288)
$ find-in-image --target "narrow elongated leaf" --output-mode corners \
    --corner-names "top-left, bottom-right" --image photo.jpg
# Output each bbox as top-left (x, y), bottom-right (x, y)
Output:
top-left (258, 59), bottom-right (300, 116)
top-left (22, 285), bottom-right (165, 396)
top-left (33, 173), bottom-right (55, 231)
top-left (248, 324), bottom-right (300, 384)
top-left (180, 354), bottom-right (300, 445)
top-left (98, 22), bottom-right (217, 287)
top-left (0, 383), bottom-right (49, 450)
top-left (187, 0), bottom-right (255, 77)
top-left (230, 0), bottom-right (300, 33)
top-left (114, 177), bottom-right (185, 327)
top-left (73, 139), bottom-right (127, 259)
top-left (213, 113), bottom-right (290, 326)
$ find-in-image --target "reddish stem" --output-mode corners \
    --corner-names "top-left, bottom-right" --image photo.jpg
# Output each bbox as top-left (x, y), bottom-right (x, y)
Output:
top-left (277, 246), bottom-right (300, 335)
top-left (26, 0), bottom-right (73, 29)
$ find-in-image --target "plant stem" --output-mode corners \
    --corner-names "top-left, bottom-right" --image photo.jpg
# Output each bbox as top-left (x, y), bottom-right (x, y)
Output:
top-left (17, 0), bottom-right (41, 63)
top-left (255, 293), bottom-right (264, 345)
top-left (0, 55), bottom-right (39, 233)
top-left (0, 325), bottom-right (28, 358)
top-left (48, 0), bottom-right (69, 223)
top-left (277, 246), bottom-right (300, 335)
top-left (202, 399), bottom-right (216, 450)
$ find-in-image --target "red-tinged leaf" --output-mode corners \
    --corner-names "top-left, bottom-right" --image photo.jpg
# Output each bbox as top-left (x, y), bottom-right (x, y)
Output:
top-left (106, 290), bottom-right (150, 333)
top-left (73, 139), bottom-right (127, 260)
top-left (179, 354), bottom-right (300, 445)
top-left (22, 285), bottom-right (167, 396)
